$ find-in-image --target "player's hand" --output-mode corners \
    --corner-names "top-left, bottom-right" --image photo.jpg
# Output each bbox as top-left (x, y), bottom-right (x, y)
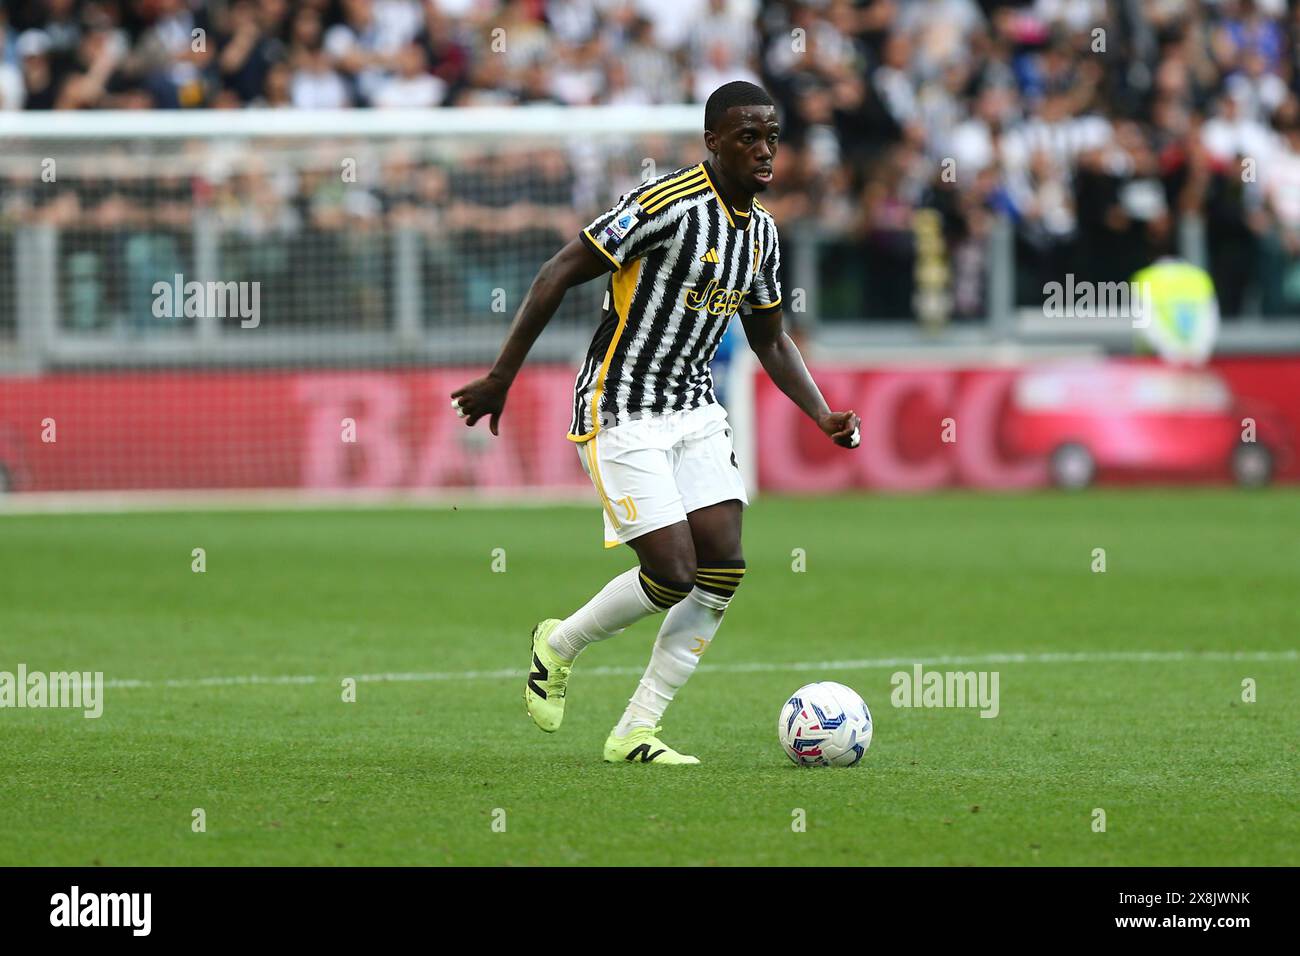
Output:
top-left (819, 409), bottom-right (861, 449)
top-left (450, 372), bottom-right (509, 436)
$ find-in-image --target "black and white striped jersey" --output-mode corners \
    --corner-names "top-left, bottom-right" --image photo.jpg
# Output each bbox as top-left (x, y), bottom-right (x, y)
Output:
top-left (567, 160), bottom-right (782, 441)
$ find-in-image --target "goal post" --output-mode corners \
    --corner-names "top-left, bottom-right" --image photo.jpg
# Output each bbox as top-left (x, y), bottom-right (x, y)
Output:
top-left (0, 106), bottom-right (760, 502)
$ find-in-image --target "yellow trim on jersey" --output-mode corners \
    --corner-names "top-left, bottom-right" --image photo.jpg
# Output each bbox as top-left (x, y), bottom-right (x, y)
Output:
top-left (637, 168), bottom-right (707, 209)
top-left (753, 198), bottom-right (768, 214)
top-left (584, 436), bottom-right (623, 532)
top-left (582, 227), bottom-right (622, 270)
top-left (603, 539), bottom-right (621, 549)
top-left (748, 296), bottom-right (782, 312)
top-left (567, 257), bottom-right (642, 442)
top-left (642, 179), bottom-right (710, 216)
top-left (700, 162), bottom-right (736, 228)
top-left (583, 171), bottom-right (708, 280)
top-left (699, 161), bottom-right (757, 228)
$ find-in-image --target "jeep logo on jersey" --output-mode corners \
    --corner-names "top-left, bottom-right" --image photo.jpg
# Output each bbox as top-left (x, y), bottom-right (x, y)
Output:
top-left (684, 277), bottom-right (744, 316)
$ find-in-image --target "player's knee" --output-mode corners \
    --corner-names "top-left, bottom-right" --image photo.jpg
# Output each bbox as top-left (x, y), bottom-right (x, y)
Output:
top-left (693, 558), bottom-right (747, 608)
top-left (636, 566), bottom-right (694, 611)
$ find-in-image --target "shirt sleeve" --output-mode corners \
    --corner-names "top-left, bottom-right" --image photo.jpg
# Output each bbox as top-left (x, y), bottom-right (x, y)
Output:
top-left (745, 225), bottom-right (783, 313)
top-left (579, 185), bottom-right (669, 272)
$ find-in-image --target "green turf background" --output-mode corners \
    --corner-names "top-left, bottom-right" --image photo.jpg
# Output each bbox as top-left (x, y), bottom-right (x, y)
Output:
top-left (1, 490), bottom-right (1297, 865)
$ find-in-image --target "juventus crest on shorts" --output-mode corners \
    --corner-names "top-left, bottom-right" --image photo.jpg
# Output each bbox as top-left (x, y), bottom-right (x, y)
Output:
top-left (568, 160), bottom-right (783, 441)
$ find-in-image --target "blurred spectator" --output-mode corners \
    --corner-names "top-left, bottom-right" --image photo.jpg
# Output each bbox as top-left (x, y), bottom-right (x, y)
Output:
top-left (292, 41), bottom-right (351, 109)
top-left (623, 16), bottom-right (683, 104)
top-left (1181, 118), bottom-right (1257, 316)
top-left (637, 0), bottom-right (730, 53)
top-left (1259, 109), bottom-right (1300, 314)
top-left (1201, 92), bottom-right (1274, 169)
top-left (421, 5), bottom-right (470, 99)
top-left (257, 61), bottom-right (293, 107)
top-left (325, 0), bottom-right (422, 106)
top-left (689, 0), bottom-right (755, 72)
top-left (1008, 148), bottom-right (1077, 303)
top-left (372, 42), bottom-right (445, 106)
top-left (133, 0), bottom-right (212, 108)
top-left (217, 0), bottom-right (288, 105)
top-left (36, 0), bottom-right (82, 75)
top-left (603, 55), bottom-right (652, 107)
top-left (54, 24), bottom-right (130, 110)
top-left (18, 30), bottom-right (58, 110)
top-left (549, 37), bottom-right (605, 105)
top-left (855, 143), bottom-right (923, 317)
top-left (873, 31), bottom-right (918, 139)
top-left (1212, 0), bottom-right (1286, 77)
top-left (947, 85), bottom-right (1015, 176)
top-left (7, 0), bottom-right (1300, 321)
top-left (0, 15), bottom-right (25, 110)
top-left (691, 38), bottom-right (761, 104)
top-left (486, 0), bottom-right (551, 81)
top-left (1075, 120), bottom-right (1172, 286)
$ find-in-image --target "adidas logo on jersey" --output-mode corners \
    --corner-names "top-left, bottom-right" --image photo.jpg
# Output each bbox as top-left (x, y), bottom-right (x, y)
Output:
top-left (698, 247), bottom-right (720, 263)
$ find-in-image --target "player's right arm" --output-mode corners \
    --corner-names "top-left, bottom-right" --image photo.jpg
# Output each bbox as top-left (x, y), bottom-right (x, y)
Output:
top-left (450, 238), bottom-right (609, 435)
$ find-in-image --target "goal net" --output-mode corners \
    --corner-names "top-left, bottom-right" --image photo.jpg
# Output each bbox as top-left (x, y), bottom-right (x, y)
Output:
top-left (0, 107), bottom-right (760, 503)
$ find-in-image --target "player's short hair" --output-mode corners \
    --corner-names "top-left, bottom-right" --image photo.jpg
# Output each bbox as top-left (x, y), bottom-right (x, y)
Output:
top-left (704, 81), bottom-right (776, 133)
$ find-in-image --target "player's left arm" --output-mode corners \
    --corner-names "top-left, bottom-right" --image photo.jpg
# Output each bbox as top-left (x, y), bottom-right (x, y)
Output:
top-left (741, 305), bottom-right (860, 449)
top-left (741, 227), bottom-right (859, 448)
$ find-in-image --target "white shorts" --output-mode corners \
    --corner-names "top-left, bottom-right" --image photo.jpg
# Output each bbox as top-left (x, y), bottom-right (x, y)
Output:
top-left (574, 403), bottom-right (749, 549)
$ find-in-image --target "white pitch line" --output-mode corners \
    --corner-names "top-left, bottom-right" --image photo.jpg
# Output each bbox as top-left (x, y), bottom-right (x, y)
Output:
top-left (103, 649), bottom-right (1298, 690)
top-left (0, 488), bottom-right (593, 517)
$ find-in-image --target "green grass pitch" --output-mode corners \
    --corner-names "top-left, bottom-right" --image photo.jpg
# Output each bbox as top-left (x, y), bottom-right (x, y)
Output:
top-left (1, 490), bottom-right (1297, 866)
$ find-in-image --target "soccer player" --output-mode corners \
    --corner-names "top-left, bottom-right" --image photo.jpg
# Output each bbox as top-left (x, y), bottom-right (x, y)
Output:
top-left (451, 81), bottom-right (861, 764)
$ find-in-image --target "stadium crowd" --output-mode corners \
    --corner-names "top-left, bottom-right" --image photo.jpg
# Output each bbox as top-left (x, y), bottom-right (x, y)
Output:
top-left (4, 0), bottom-right (1300, 320)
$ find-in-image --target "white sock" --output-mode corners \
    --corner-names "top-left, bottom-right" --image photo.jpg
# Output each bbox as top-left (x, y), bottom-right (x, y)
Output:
top-left (547, 567), bottom-right (660, 662)
top-left (615, 586), bottom-right (733, 736)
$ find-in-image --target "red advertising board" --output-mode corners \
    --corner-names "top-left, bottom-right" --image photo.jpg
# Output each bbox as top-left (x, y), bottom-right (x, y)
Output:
top-left (0, 357), bottom-right (1296, 493)
top-left (0, 367), bottom-right (588, 493)
top-left (756, 357), bottom-right (1299, 490)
